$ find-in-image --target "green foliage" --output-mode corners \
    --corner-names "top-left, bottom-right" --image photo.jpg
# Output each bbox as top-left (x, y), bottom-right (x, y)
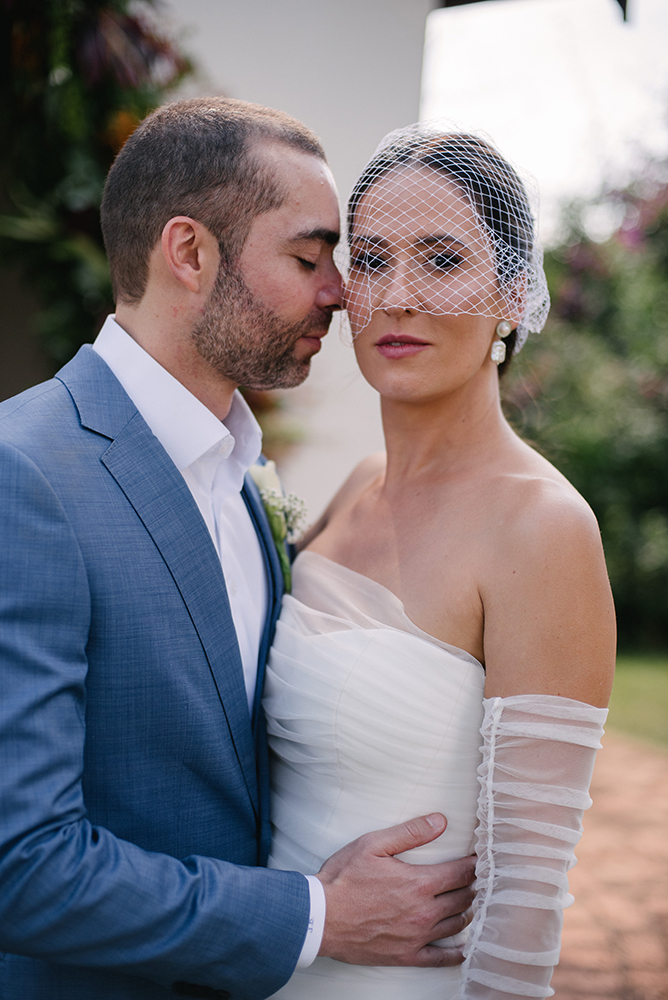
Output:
top-left (504, 173), bottom-right (668, 650)
top-left (0, 0), bottom-right (192, 365)
top-left (608, 655), bottom-right (668, 748)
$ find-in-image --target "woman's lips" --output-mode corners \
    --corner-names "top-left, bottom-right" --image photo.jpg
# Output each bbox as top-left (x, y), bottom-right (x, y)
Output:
top-left (375, 334), bottom-right (430, 359)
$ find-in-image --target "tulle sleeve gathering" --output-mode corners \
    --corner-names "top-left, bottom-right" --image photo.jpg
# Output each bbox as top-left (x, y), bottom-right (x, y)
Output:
top-left (460, 694), bottom-right (608, 998)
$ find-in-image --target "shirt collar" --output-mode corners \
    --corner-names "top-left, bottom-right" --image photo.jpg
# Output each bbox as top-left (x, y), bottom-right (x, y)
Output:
top-left (92, 315), bottom-right (262, 487)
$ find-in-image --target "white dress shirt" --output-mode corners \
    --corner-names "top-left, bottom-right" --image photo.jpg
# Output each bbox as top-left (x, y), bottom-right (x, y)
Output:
top-left (92, 315), bottom-right (324, 967)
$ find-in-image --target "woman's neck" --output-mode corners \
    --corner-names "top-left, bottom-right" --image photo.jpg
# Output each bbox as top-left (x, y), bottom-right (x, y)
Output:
top-left (379, 373), bottom-right (513, 488)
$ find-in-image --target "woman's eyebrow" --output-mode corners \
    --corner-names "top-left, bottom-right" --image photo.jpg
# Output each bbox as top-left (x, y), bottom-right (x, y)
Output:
top-left (416, 234), bottom-right (467, 250)
top-left (349, 235), bottom-right (390, 249)
top-left (350, 234), bottom-right (467, 251)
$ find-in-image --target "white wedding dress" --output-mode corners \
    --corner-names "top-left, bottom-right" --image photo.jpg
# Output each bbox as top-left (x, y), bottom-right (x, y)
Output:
top-left (264, 551), bottom-right (486, 999)
top-left (264, 551), bottom-right (607, 999)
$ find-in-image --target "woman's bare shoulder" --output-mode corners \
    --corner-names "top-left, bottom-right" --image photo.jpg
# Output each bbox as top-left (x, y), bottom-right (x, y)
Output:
top-left (481, 463), bottom-right (615, 705)
top-left (296, 453), bottom-right (386, 550)
top-left (482, 467), bottom-right (603, 588)
top-left (499, 453), bottom-right (599, 543)
top-left (341, 451), bottom-right (387, 491)
top-left (481, 433), bottom-right (595, 533)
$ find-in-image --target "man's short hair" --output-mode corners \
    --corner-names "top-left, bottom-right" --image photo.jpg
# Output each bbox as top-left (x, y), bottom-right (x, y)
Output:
top-left (100, 97), bottom-right (326, 304)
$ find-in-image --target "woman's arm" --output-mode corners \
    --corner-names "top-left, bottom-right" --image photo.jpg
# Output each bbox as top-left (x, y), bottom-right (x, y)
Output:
top-left (482, 478), bottom-right (616, 705)
top-left (460, 481), bottom-right (615, 999)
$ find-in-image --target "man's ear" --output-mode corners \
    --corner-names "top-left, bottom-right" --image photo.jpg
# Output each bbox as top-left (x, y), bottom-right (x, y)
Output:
top-left (160, 216), bottom-right (219, 294)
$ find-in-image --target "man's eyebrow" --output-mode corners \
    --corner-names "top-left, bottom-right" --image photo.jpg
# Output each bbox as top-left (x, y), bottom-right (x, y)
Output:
top-left (288, 227), bottom-right (340, 246)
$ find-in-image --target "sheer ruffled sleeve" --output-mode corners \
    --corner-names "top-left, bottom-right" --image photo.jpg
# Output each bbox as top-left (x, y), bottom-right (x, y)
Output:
top-left (460, 694), bottom-right (607, 998)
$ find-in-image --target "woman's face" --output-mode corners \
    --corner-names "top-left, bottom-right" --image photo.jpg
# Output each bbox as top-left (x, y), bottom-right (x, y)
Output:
top-left (346, 165), bottom-right (507, 402)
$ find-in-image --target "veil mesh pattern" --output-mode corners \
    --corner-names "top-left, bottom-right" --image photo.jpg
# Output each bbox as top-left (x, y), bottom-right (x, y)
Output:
top-left (341, 123), bottom-right (550, 352)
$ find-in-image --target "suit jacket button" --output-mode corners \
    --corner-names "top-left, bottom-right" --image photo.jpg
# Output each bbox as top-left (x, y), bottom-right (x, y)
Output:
top-left (172, 983), bottom-right (231, 999)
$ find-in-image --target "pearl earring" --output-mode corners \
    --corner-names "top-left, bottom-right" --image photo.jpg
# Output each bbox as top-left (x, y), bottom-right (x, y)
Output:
top-left (491, 340), bottom-right (506, 364)
top-left (491, 319), bottom-right (512, 364)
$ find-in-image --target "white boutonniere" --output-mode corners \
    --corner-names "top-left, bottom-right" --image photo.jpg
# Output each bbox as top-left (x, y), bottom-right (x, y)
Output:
top-left (249, 461), bottom-right (307, 593)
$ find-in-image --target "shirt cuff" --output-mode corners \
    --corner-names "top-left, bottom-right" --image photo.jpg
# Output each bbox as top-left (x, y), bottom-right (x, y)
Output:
top-left (295, 875), bottom-right (326, 968)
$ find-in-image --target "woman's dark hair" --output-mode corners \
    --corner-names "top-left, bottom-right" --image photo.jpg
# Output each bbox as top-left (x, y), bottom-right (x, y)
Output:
top-left (347, 132), bottom-right (536, 374)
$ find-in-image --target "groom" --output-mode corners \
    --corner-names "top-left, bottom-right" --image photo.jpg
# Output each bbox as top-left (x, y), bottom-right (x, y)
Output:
top-left (0, 98), bottom-right (475, 1000)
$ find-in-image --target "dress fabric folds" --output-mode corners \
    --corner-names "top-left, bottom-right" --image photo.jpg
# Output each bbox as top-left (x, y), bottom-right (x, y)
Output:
top-left (265, 551), bottom-right (485, 999)
top-left (264, 552), bottom-right (606, 999)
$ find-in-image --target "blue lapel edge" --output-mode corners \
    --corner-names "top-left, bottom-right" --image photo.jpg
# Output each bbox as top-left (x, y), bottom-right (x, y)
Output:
top-left (56, 347), bottom-right (260, 817)
top-left (242, 469), bottom-right (285, 733)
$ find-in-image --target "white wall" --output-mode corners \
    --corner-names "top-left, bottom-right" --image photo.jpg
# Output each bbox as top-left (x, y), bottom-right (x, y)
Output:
top-left (163, 0), bottom-right (438, 519)
top-left (421, 0), bottom-right (668, 244)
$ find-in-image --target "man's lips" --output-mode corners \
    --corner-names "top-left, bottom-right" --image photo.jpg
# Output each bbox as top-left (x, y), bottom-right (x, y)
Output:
top-left (297, 331), bottom-right (326, 354)
top-left (301, 335), bottom-right (323, 350)
top-left (375, 333), bottom-right (430, 358)
top-left (298, 313), bottom-right (334, 352)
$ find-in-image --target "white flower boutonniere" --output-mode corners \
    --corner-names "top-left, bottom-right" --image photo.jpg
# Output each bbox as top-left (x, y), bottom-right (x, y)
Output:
top-left (249, 461), bottom-right (307, 593)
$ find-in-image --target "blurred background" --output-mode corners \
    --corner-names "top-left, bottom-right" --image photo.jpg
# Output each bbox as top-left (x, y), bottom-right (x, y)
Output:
top-left (1, 3), bottom-right (667, 992)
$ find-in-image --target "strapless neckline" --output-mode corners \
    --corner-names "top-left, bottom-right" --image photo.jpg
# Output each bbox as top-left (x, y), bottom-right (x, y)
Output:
top-left (295, 549), bottom-right (484, 671)
top-left (265, 547), bottom-right (487, 998)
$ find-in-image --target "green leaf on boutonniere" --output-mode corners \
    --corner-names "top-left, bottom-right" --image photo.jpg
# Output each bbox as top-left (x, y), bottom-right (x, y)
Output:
top-left (249, 462), bottom-right (307, 593)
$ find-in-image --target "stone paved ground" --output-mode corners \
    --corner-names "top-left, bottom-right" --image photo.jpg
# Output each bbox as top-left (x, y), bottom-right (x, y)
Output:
top-left (552, 731), bottom-right (668, 1000)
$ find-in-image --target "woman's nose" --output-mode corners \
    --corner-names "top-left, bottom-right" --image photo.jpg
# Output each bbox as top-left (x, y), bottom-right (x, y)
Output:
top-left (376, 262), bottom-right (420, 312)
top-left (382, 305), bottom-right (413, 317)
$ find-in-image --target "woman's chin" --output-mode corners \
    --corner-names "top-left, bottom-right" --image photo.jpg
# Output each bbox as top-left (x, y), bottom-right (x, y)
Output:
top-left (358, 367), bottom-right (446, 405)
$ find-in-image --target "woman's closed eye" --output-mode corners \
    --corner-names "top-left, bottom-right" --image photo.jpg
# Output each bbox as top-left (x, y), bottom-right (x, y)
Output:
top-left (297, 257), bottom-right (317, 271)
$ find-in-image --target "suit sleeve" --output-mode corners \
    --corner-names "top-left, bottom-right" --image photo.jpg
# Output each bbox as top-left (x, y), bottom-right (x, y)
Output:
top-left (0, 441), bottom-right (309, 1000)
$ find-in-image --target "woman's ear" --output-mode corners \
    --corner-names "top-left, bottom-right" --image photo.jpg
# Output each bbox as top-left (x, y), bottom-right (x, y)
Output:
top-left (160, 216), bottom-right (220, 294)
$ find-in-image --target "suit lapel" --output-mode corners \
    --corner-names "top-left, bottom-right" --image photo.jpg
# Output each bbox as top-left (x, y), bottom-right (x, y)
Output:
top-left (242, 473), bottom-right (284, 733)
top-left (57, 348), bottom-right (259, 815)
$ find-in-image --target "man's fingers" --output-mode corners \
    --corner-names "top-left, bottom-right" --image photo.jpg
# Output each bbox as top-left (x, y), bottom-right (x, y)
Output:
top-left (316, 834), bottom-right (477, 967)
top-left (434, 883), bottom-right (476, 921)
top-left (419, 854), bottom-right (477, 896)
top-left (429, 906), bottom-right (474, 943)
top-left (361, 813), bottom-right (447, 857)
top-left (384, 853), bottom-right (476, 900)
top-left (412, 943), bottom-right (466, 968)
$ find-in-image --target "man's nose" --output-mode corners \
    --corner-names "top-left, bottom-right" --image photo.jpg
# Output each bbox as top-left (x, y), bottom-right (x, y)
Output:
top-left (316, 263), bottom-right (344, 311)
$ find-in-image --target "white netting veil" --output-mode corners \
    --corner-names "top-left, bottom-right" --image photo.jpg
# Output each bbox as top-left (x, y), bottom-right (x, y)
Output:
top-left (342, 122), bottom-right (550, 353)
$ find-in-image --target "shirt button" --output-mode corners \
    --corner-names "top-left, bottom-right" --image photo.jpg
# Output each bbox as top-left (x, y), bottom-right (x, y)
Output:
top-left (228, 579), bottom-right (238, 597)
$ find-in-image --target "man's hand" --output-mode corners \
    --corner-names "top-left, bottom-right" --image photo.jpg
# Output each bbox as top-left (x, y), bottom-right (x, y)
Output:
top-left (315, 813), bottom-right (476, 968)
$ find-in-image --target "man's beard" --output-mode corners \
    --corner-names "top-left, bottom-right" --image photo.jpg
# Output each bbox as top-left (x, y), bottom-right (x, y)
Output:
top-left (192, 266), bottom-right (331, 390)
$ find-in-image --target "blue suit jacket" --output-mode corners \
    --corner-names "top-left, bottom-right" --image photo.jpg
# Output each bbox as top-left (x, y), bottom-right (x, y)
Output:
top-left (0, 348), bottom-right (309, 1000)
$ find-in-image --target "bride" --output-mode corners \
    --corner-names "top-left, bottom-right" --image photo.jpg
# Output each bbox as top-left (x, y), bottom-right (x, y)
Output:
top-left (264, 125), bottom-right (616, 998)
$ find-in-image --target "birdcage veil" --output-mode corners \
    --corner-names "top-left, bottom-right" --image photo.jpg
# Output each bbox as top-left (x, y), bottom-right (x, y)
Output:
top-left (341, 122), bottom-right (550, 352)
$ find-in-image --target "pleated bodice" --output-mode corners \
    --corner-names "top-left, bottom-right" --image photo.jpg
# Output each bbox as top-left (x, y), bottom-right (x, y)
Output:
top-left (264, 551), bottom-right (486, 999)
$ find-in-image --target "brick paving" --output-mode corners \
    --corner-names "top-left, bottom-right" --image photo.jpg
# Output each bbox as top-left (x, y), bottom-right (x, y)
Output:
top-left (552, 731), bottom-right (668, 999)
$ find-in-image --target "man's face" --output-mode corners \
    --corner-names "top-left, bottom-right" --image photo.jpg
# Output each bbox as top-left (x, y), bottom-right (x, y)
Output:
top-left (192, 144), bottom-right (342, 390)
